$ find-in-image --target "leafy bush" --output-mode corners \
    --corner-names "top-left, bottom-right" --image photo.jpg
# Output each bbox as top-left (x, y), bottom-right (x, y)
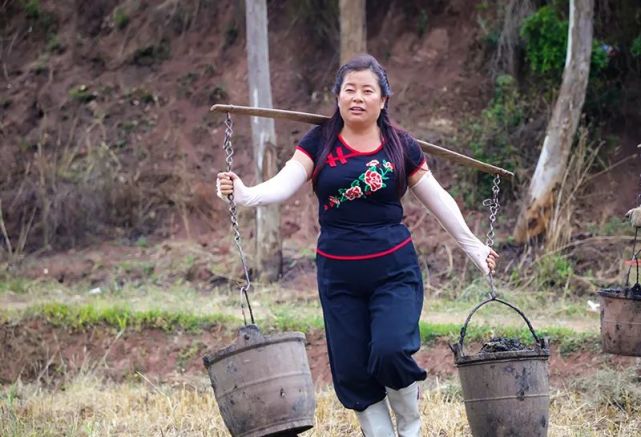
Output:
top-left (463, 74), bottom-right (523, 204)
top-left (632, 35), bottom-right (641, 58)
top-left (68, 84), bottom-right (96, 103)
top-left (113, 7), bottom-right (129, 30)
top-left (520, 6), bottom-right (568, 75)
top-left (535, 254), bottom-right (574, 289)
top-left (21, 0), bottom-right (41, 19)
top-left (132, 40), bottom-right (171, 66)
top-left (520, 6), bottom-right (608, 77)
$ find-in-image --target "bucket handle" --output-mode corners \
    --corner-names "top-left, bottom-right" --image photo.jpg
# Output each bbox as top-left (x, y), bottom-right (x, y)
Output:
top-left (452, 296), bottom-right (545, 357)
top-left (624, 228), bottom-right (640, 289)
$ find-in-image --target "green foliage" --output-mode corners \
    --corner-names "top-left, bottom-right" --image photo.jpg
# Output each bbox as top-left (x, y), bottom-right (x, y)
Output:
top-left (224, 23), bottom-right (238, 48)
top-left (20, 0), bottom-right (56, 34)
top-left (535, 254), bottom-right (574, 289)
top-left (125, 87), bottom-right (155, 105)
top-left (177, 340), bottom-right (206, 370)
top-left (0, 277), bottom-right (31, 294)
top-left (117, 259), bottom-right (155, 278)
top-left (555, 331), bottom-right (599, 355)
top-left (290, 0), bottom-right (339, 48)
top-left (520, 6), bottom-right (568, 75)
top-left (417, 9), bottom-right (429, 38)
top-left (21, 0), bottom-right (41, 19)
top-left (34, 303), bottom-right (236, 332)
top-left (463, 74), bottom-right (523, 204)
top-left (113, 7), bottom-right (129, 30)
top-left (9, 300), bottom-right (599, 356)
top-left (68, 84), bottom-right (96, 103)
top-left (632, 35), bottom-right (641, 58)
top-left (418, 320), bottom-right (598, 351)
top-left (45, 33), bottom-right (62, 53)
top-left (520, 6), bottom-right (608, 78)
top-left (132, 40), bottom-right (170, 66)
top-left (588, 217), bottom-right (631, 237)
top-left (209, 86), bottom-right (228, 105)
top-left (591, 42), bottom-right (608, 71)
top-left (270, 309), bottom-right (324, 333)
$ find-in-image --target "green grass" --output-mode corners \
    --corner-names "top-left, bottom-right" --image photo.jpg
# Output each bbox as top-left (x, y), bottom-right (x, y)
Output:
top-left (270, 308), bottom-right (325, 333)
top-left (419, 320), bottom-right (599, 353)
top-left (24, 302), bottom-right (238, 332)
top-left (0, 262), bottom-right (601, 352)
top-left (68, 84), bottom-right (96, 103)
top-left (0, 299), bottom-right (599, 355)
top-left (112, 7), bottom-right (129, 30)
top-left (0, 276), bottom-right (34, 294)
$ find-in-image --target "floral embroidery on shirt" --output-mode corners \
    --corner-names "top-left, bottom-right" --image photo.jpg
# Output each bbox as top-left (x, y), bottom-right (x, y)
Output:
top-left (324, 160), bottom-right (395, 210)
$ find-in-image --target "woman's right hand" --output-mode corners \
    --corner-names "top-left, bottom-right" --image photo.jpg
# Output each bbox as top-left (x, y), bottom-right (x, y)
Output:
top-left (216, 171), bottom-right (244, 202)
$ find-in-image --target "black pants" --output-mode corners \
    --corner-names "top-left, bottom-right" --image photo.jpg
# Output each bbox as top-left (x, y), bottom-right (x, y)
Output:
top-left (316, 242), bottom-right (427, 411)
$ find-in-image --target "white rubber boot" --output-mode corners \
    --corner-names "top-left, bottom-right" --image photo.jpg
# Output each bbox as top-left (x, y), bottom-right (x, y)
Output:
top-left (386, 382), bottom-right (421, 437)
top-left (355, 398), bottom-right (396, 437)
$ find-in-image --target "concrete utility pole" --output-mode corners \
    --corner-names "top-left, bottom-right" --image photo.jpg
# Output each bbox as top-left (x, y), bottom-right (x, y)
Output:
top-left (245, 0), bottom-right (281, 280)
top-left (339, 0), bottom-right (367, 64)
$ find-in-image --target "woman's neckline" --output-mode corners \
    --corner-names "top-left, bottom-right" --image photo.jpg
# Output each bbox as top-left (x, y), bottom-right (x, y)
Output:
top-left (338, 134), bottom-right (384, 155)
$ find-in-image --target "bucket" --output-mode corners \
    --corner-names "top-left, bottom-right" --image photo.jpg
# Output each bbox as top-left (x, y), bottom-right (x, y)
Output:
top-left (451, 298), bottom-right (550, 437)
top-left (599, 284), bottom-right (641, 356)
top-left (203, 325), bottom-right (316, 437)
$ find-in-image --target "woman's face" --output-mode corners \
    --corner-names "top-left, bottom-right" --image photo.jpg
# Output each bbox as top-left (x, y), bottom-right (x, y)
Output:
top-left (337, 69), bottom-right (387, 128)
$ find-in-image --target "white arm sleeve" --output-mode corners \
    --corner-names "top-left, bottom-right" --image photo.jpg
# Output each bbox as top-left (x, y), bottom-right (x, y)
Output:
top-left (410, 171), bottom-right (491, 275)
top-left (216, 159), bottom-right (308, 207)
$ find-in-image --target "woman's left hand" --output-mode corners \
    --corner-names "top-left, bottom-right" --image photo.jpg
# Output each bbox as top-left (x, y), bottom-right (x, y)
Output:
top-left (486, 249), bottom-right (499, 275)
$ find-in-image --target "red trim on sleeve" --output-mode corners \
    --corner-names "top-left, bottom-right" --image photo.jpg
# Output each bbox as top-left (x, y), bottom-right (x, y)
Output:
top-left (316, 237), bottom-right (412, 260)
top-left (295, 145), bottom-right (314, 162)
top-left (408, 156), bottom-right (427, 177)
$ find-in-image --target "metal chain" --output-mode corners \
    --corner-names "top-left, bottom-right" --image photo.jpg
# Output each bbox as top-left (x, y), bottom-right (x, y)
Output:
top-left (222, 113), bottom-right (255, 326)
top-left (481, 174), bottom-right (501, 299)
top-left (625, 167), bottom-right (641, 288)
top-left (637, 170), bottom-right (641, 206)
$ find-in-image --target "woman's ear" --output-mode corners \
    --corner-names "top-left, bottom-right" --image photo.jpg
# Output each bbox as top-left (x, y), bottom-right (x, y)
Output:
top-left (380, 96), bottom-right (388, 109)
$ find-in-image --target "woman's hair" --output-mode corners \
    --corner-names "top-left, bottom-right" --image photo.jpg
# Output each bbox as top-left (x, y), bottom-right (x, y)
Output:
top-left (313, 54), bottom-right (408, 194)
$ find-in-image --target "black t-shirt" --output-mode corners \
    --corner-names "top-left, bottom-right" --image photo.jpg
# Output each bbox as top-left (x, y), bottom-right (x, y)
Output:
top-left (296, 126), bottom-right (426, 259)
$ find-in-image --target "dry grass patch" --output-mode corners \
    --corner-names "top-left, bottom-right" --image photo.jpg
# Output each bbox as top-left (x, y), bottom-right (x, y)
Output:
top-left (2, 373), bottom-right (641, 436)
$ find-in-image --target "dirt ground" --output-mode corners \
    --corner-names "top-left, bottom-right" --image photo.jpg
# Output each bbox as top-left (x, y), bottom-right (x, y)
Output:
top-left (2, 1), bottom-right (641, 414)
top-left (2, 0), bottom-right (637, 252)
top-left (2, 319), bottom-right (639, 389)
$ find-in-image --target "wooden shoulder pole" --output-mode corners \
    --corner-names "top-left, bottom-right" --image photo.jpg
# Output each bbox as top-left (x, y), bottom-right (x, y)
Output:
top-left (211, 104), bottom-right (515, 180)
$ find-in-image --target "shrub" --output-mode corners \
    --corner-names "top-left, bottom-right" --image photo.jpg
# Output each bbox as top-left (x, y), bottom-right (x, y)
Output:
top-left (535, 254), bottom-right (574, 290)
top-left (632, 35), bottom-right (641, 58)
top-left (113, 7), bottom-right (129, 30)
top-left (520, 6), bottom-right (568, 76)
top-left (68, 84), bottom-right (96, 103)
top-left (520, 6), bottom-right (608, 77)
top-left (463, 74), bottom-right (523, 204)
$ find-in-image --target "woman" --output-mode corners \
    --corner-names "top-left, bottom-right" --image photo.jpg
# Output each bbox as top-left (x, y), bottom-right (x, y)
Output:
top-left (217, 54), bottom-right (498, 437)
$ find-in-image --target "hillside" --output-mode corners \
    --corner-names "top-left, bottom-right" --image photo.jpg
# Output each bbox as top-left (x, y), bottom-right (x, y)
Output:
top-left (0, 0), bottom-right (639, 282)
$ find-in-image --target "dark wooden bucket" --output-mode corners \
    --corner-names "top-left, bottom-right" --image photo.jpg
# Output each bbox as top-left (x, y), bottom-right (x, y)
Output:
top-left (451, 298), bottom-right (550, 437)
top-left (203, 325), bottom-right (315, 437)
top-left (599, 285), bottom-right (641, 356)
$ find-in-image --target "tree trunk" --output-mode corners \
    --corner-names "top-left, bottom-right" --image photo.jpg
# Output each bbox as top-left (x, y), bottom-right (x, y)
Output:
top-left (245, 0), bottom-right (281, 281)
top-left (339, 0), bottom-right (366, 65)
top-left (513, 0), bottom-right (594, 243)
